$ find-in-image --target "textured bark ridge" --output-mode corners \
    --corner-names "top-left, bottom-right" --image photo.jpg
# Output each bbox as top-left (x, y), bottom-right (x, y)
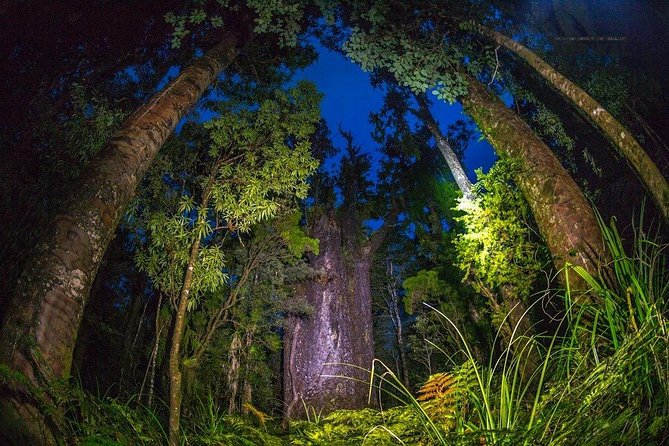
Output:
top-left (477, 25), bottom-right (669, 223)
top-left (0, 35), bottom-right (240, 443)
top-left (283, 213), bottom-right (384, 419)
top-left (462, 76), bottom-right (607, 287)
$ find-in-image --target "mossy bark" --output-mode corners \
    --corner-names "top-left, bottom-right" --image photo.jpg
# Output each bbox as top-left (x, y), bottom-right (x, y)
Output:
top-left (0, 35), bottom-right (240, 444)
top-left (461, 76), bottom-right (607, 288)
top-left (283, 212), bottom-right (391, 419)
top-left (477, 25), bottom-right (669, 223)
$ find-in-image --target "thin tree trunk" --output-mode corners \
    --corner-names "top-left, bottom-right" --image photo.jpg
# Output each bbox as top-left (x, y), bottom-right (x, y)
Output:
top-left (168, 234), bottom-right (202, 446)
top-left (461, 76), bottom-right (607, 290)
top-left (167, 163), bottom-right (221, 446)
top-left (384, 261), bottom-right (409, 389)
top-left (0, 35), bottom-right (241, 443)
top-left (241, 379), bottom-right (253, 413)
top-left (476, 25), bottom-right (669, 222)
top-left (391, 299), bottom-right (409, 389)
top-left (414, 94), bottom-right (474, 199)
top-left (120, 293), bottom-right (149, 390)
top-left (226, 332), bottom-right (243, 414)
top-left (140, 292), bottom-right (166, 407)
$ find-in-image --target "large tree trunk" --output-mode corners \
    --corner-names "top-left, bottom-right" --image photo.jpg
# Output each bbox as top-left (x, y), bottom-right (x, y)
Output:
top-left (476, 25), bottom-right (669, 222)
top-left (283, 213), bottom-right (377, 419)
top-left (461, 76), bottom-right (607, 289)
top-left (0, 35), bottom-right (240, 444)
top-left (414, 94), bottom-right (474, 199)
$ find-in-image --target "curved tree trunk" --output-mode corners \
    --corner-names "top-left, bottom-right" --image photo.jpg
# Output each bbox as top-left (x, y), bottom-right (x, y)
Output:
top-left (283, 213), bottom-right (380, 419)
top-left (414, 94), bottom-right (474, 199)
top-left (476, 25), bottom-right (669, 222)
top-left (0, 35), bottom-right (241, 444)
top-left (461, 76), bottom-right (607, 289)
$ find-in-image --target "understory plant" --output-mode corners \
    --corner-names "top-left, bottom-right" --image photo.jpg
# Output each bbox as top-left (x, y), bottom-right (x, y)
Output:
top-left (290, 215), bottom-right (669, 445)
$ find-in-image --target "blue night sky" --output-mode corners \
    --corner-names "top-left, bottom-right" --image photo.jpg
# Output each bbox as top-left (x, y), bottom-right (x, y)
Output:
top-left (294, 43), bottom-right (498, 180)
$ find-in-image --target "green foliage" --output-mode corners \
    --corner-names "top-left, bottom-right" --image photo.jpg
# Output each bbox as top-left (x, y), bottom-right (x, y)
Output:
top-left (277, 211), bottom-right (320, 259)
top-left (129, 81), bottom-right (321, 432)
top-left (51, 384), bottom-right (287, 446)
top-left (292, 217), bottom-right (669, 445)
top-left (135, 212), bottom-right (228, 299)
top-left (564, 211), bottom-right (669, 360)
top-left (246, 0), bottom-right (304, 48)
top-left (60, 387), bottom-right (167, 445)
top-left (512, 85), bottom-right (579, 173)
top-left (344, 26), bottom-right (468, 103)
top-left (361, 216), bottom-right (669, 445)
top-left (205, 81), bottom-right (321, 231)
top-left (188, 396), bottom-right (283, 445)
top-left (417, 360), bottom-right (476, 432)
top-left (167, 0), bottom-right (306, 49)
top-left (0, 349), bottom-right (146, 442)
top-left (135, 81), bottom-right (320, 303)
top-left (402, 269), bottom-right (449, 315)
top-left (188, 213), bottom-right (316, 414)
top-left (37, 83), bottom-right (126, 179)
top-left (455, 158), bottom-right (546, 302)
top-left (289, 407), bottom-right (429, 445)
top-left (63, 83), bottom-right (127, 164)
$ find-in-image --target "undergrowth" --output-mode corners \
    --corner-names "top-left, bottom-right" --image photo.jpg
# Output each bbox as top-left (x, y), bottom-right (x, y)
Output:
top-left (289, 216), bottom-right (669, 445)
top-left (2, 218), bottom-right (667, 445)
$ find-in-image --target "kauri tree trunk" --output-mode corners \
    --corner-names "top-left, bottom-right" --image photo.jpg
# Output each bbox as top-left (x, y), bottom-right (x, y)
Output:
top-left (283, 212), bottom-right (386, 419)
top-left (461, 76), bottom-right (607, 288)
top-left (0, 35), bottom-right (240, 444)
top-left (476, 25), bottom-right (669, 223)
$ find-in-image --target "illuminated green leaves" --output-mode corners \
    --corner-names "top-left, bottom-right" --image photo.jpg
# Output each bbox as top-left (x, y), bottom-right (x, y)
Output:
top-left (402, 269), bottom-right (449, 315)
top-left (277, 211), bottom-right (319, 260)
top-left (455, 158), bottom-right (545, 300)
top-left (136, 81), bottom-right (321, 303)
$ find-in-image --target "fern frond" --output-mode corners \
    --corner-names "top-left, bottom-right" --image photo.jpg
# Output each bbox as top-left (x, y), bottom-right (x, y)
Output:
top-left (417, 360), bottom-right (477, 432)
top-left (417, 373), bottom-right (457, 401)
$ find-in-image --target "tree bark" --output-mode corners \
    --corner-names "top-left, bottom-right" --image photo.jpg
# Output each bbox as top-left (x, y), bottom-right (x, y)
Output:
top-left (167, 159), bottom-right (222, 446)
top-left (461, 76), bottom-right (607, 289)
top-left (0, 35), bottom-right (240, 443)
top-left (168, 233), bottom-right (203, 446)
top-left (476, 25), bottom-right (669, 222)
top-left (139, 292), bottom-right (166, 407)
top-left (283, 212), bottom-right (383, 419)
top-left (414, 94), bottom-right (474, 199)
top-left (226, 332), bottom-right (243, 415)
top-left (386, 262), bottom-right (410, 390)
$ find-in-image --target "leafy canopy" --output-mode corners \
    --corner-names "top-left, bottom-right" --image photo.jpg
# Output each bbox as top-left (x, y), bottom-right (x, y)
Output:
top-left (135, 81), bottom-right (322, 300)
